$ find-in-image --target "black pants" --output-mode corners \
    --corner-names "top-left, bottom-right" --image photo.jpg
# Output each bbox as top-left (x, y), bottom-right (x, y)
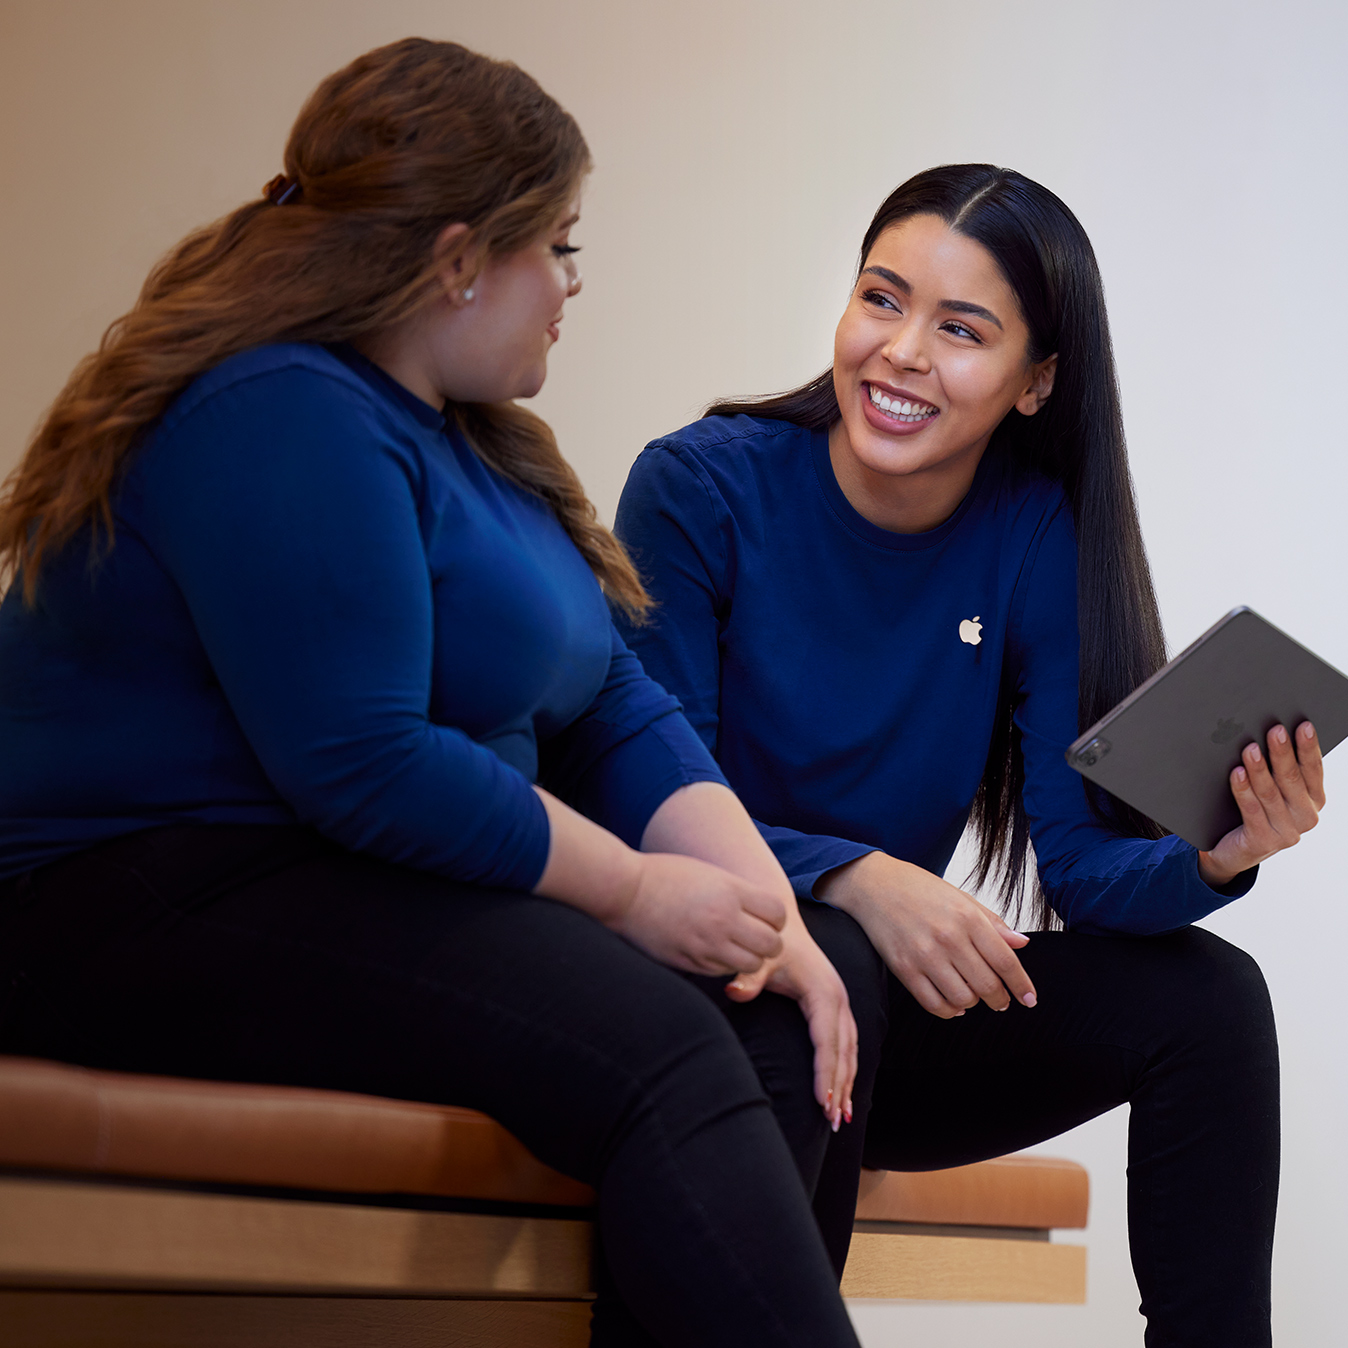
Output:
top-left (0, 826), bottom-right (861, 1348)
top-left (742, 901), bottom-right (1279, 1348)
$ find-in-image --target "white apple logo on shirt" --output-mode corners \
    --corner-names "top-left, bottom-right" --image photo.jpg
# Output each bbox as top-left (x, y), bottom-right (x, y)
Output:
top-left (959, 616), bottom-right (983, 646)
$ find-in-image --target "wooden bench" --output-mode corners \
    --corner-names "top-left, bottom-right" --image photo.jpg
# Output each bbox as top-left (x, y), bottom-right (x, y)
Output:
top-left (0, 1056), bottom-right (1088, 1346)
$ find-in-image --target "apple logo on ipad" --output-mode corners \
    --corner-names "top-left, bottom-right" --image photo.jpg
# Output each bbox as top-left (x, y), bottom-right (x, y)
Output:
top-left (1211, 717), bottom-right (1245, 744)
top-left (959, 616), bottom-right (983, 646)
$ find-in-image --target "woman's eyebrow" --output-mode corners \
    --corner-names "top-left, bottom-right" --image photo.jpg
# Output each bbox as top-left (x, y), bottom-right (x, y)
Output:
top-left (940, 298), bottom-right (1003, 329)
top-left (860, 266), bottom-right (1003, 330)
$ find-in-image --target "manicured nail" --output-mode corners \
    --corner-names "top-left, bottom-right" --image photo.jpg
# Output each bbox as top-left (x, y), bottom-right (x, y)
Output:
top-left (1273, 725), bottom-right (1288, 745)
top-left (1303, 723), bottom-right (1316, 740)
top-left (831, 1115), bottom-right (840, 1134)
top-left (1235, 766), bottom-right (1248, 783)
top-left (1022, 992), bottom-right (1037, 1008)
top-left (826, 1089), bottom-right (833, 1103)
top-left (844, 1102), bottom-right (853, 1124)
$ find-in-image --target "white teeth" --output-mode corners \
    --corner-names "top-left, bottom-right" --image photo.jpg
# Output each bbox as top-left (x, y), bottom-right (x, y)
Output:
top-left (869, 385), bottom-right (936, 421)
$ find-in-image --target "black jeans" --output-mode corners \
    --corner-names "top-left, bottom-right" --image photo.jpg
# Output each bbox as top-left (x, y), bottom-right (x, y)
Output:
top-left (744, 902), bottom-right (1279, 1348)
top-left (0, 825), bottom-right (861, 1348)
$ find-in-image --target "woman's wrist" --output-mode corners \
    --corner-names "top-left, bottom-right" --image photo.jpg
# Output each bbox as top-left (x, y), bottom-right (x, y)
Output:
top-left (815, 850), bottom-right (887, 915)
top-left (1196, 849), bottom-right (1242, 890)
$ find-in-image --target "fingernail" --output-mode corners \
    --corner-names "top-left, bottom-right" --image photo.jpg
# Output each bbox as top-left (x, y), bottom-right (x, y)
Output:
top-left (826, 1089), bottom-right (833, 1103)
top-left (1235, 766), bottom-right (1248, 783)
top-left (844, 1102), bottom-right (853, 1124)
top-left (1273, 725), bottom-right (1288, 745)
top-left (831, 1115), bottom-right (840, 1134)
top-left (1022, 992), bottom-right (1037, 1008)
top-left (1303, 723), bottom-right (1316, 740)
top-left (1249, 744), bottom-right (1262, 763)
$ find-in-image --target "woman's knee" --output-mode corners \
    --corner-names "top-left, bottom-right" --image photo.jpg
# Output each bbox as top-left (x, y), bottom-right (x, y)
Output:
top-left (1162, 926), bottom-right (1276, 1045)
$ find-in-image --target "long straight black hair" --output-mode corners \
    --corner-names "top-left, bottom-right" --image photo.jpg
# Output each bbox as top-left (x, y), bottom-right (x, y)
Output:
top-left (705, 164), bottom-right (1167, 927)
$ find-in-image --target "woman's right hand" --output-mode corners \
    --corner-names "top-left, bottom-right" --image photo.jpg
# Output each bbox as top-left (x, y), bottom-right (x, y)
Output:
top-left (818, 851), bottom-right (1037, 1018)
top-left (610, 851), bottom-right (788, 977)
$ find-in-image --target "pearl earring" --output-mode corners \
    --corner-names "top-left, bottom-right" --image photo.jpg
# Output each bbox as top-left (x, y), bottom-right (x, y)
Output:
top-left (463, 287), bottom-right (474, 302)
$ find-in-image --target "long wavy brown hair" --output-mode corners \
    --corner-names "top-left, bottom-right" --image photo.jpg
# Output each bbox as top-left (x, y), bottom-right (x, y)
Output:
top-left (0, 37), bottom-right (650, 617)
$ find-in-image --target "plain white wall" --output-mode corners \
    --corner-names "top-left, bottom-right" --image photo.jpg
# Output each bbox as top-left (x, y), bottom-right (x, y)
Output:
top-left (3, 3), bottom-right (1347, 1344)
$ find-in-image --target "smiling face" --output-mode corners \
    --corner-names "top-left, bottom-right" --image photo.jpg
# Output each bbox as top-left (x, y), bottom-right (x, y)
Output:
top-left (460, 200), bottom-right (583, 401)
top-left (829, 213), bottom-right (1056, 533)
top-left (358, 197), bottom-right (584, 410)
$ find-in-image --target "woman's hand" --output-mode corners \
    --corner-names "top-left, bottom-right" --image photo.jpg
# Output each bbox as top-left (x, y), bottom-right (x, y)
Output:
top-left (609, 852), bottom-right (787, 977)
top-left (817, 851), bottom-right (1037, 1020)
top-left (1198, 721), bottom-right (1325, 887)
top-left (724, 902), bottom-right (858, 1132)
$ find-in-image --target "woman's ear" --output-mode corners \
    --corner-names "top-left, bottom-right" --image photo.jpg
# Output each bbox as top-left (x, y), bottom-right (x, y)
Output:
top-left (430, 222), bottom-right (480, 305)
top-left (1015, 353), bottom-right (1057, 416)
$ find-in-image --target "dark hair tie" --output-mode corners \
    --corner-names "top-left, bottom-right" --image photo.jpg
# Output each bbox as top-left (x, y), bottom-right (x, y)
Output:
top-left (262, 173), bottom-right (302, 206)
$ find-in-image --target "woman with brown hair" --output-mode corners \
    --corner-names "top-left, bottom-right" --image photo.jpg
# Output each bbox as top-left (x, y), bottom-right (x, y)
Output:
top-left (0, 39), bottom-right (861, 1348)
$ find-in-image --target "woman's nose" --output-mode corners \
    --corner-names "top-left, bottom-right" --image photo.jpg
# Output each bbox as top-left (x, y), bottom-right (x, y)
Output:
top-left (883, 323), bottom-right (929, 372)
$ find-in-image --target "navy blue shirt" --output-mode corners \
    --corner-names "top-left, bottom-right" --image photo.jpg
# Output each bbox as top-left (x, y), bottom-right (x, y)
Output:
top-left (615, 415), bottom-right (1253, 935)
top-left (0, 344), bottom-right (726, 884)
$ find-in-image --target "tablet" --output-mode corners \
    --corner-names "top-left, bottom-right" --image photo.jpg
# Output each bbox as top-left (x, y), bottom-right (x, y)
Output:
top-left (1065, 607), bottom-right (1348, 851)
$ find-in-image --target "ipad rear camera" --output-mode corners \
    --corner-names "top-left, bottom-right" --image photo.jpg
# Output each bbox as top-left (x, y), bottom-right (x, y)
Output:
top-left (1074, 737), bottom-right (1112, 768)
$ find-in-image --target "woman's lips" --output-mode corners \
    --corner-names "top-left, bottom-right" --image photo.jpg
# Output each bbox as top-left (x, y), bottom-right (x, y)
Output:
top-left (861, 382), bottom-right (938, 436)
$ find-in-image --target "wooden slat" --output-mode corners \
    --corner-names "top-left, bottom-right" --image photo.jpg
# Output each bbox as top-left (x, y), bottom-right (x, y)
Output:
top-left (841, 1231), bottom-right (1085, 1303)
top-left (0, 1292), bottom-right (592, 1348)
top-left (855, 1157), bottom-right (1089, 1229)
top-left (0, 1178), bottom-right (591, 1298)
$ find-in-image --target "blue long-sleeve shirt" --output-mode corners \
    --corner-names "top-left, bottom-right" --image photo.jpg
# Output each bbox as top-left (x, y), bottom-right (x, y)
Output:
top-left (614, 415), bottom-right (1253, 935)
top-left (0, 343), bottom-right (726, 884)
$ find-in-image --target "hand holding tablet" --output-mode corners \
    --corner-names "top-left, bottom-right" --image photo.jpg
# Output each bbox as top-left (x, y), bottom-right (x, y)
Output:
top-left (1067, 608), bottom-right (1346, 882)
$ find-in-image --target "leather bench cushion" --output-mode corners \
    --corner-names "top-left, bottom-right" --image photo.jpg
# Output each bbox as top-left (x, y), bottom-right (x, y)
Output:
top-left (0, 1057), bottom-right (1087, 1227)
top-left (855, 1155), bottom-right (1088, 1230)
top-left (0, 1057), bottom-right (594, 1207)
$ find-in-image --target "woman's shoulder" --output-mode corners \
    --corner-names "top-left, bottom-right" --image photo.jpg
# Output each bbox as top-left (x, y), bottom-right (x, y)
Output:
top-left (985, 451), bottom-right (1074, 537)
top-left (159, 343), bottom-right (387, 440)
top-left (632, 414), bottom-right (814, 498)
top-left (648, 412), bottom-right (810, 458)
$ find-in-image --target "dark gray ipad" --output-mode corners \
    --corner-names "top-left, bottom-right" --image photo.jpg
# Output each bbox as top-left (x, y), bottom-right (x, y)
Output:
top-left (1066, 607), bottom-right (1348, 850)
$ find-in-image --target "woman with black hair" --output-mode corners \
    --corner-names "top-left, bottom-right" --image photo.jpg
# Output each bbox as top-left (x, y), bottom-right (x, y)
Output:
top-left (615, 165), bottom-right (1325, 1346)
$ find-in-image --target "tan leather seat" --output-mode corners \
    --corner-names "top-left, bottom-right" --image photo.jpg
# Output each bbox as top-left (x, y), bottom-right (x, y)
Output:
top-left (0, 1056), bottom-right (593, 1206)
top-left (855, 1154), bottom-right (1088, 1229)
top-left (0, 1056), bottom-right (1087, 1229)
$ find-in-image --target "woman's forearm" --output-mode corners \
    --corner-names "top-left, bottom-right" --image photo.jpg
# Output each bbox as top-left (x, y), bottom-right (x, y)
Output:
top-left (640, 781), bottom-right (793, 899)
top-left (531, 786), bottom-right (641, 922)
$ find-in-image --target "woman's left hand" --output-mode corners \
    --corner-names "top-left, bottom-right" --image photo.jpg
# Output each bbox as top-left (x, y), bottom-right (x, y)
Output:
top-left (1198, 721), bottom-right (1325, 887)
top-left (725, 902), bottom-right (858, 1133)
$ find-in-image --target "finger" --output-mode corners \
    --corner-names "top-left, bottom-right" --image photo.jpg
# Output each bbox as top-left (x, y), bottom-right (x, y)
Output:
top-left (1242, 742), bottom-right (1300, 844)
top-left (1265, 724), bottom-right (1318, 831)
top-left (925, 958), bottom-right (980, 1012)
top-left (725, 961), bottom-right (773, 1002)
top-left (1296, 721), bottom-right (1326, 809)
top-left (1226, 762), bottom-right (1275, 861)
top-left (980, 907), bottom-right (1031, 947)
top-left (969, 926), bottom-right (1038, 1008)
top-left (900, 969), bottom-right (967, 1019)
top-left (839, 1000), bottom-right (858, 1125)
top-left (811, 993), bottom-right (856, 1130)
top-left (739, 885), bottom-right (789, 931)
top-left (807, 1004), bottom-right (839, 1122)
top-left (949, 943), bottom-right (1016, 1012)
top-left (729, 911), bottom-right (786, 961)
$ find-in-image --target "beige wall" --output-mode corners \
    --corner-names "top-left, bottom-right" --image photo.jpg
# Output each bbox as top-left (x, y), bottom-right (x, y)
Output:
top-left (5, 4), bottom-right (1348, 1346)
